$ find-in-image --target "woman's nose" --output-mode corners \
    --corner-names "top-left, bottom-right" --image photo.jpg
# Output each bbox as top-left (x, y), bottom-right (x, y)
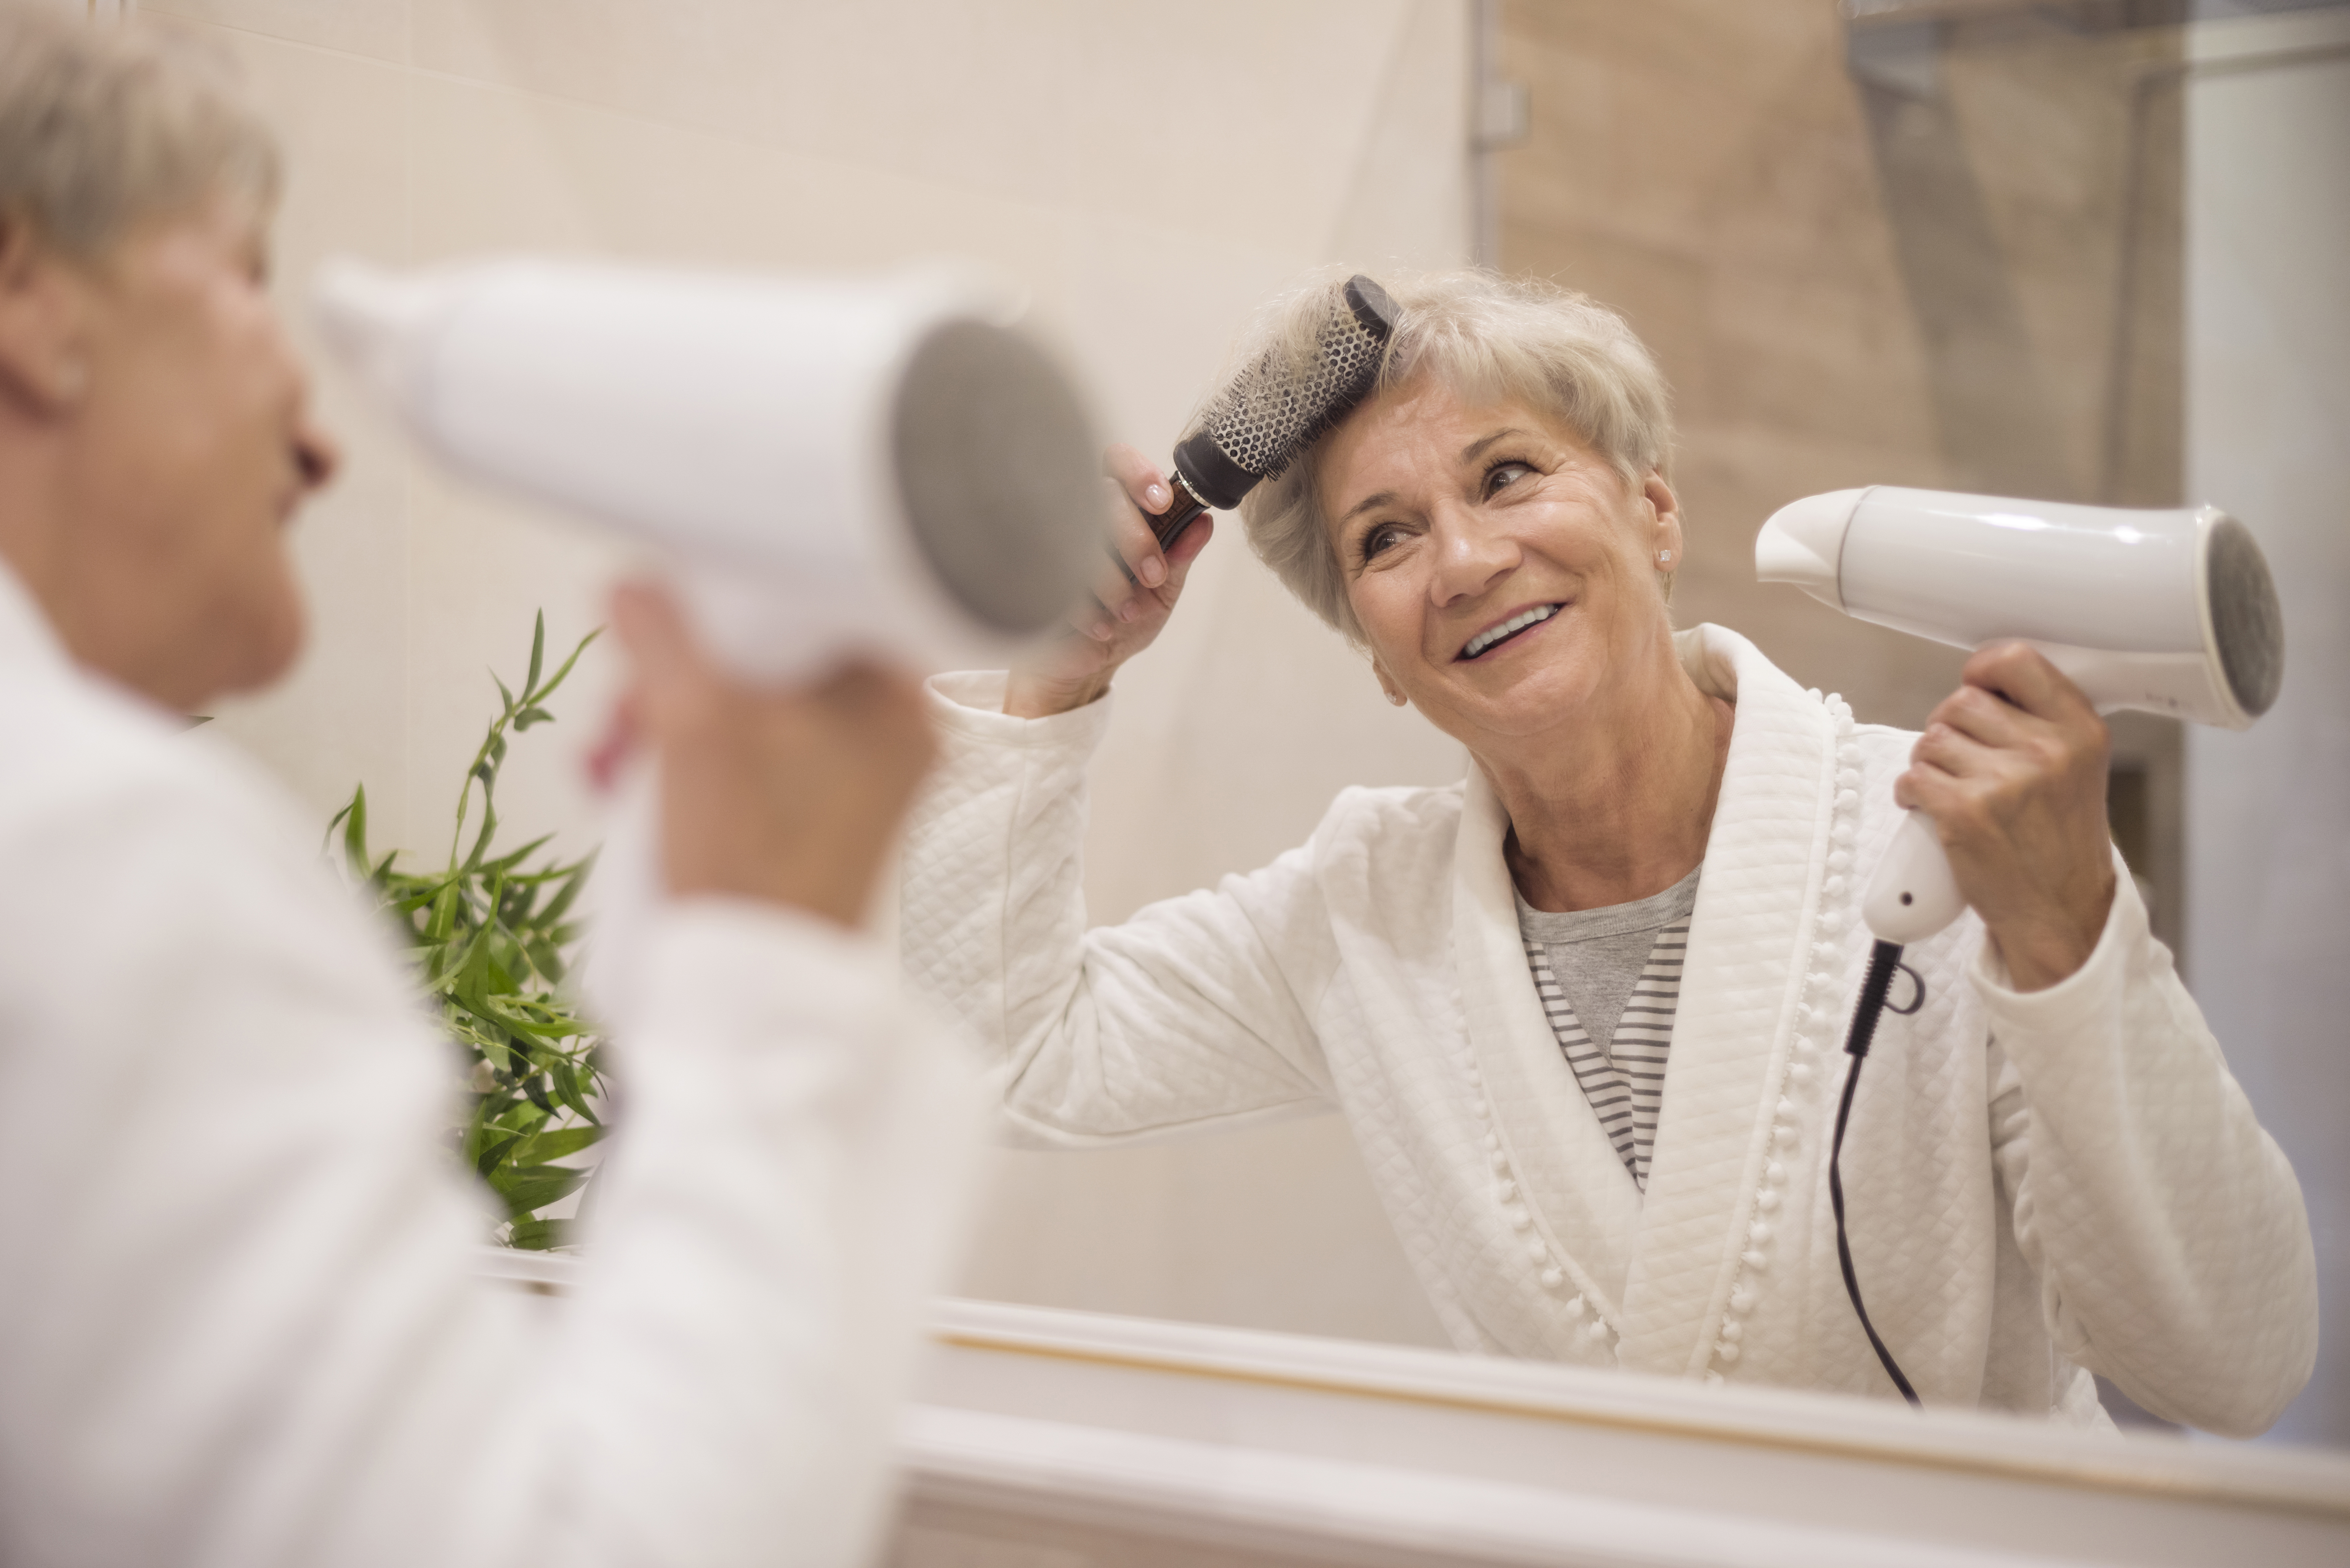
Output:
top-left (1427, 502), bottom-right (1517, 603)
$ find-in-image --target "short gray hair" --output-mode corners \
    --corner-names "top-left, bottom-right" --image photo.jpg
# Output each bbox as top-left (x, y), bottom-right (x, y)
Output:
top-left (1228, 269), bottom-right (1676, 646)
top-left (0, 3), bottom-right (278, 263)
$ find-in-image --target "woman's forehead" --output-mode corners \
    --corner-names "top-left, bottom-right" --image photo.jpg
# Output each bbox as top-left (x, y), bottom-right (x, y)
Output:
top-left (1317, 378), bottom-right (1592, 497)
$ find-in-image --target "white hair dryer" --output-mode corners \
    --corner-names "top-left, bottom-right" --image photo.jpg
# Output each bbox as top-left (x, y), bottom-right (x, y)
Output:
top-left (311, 255), bottom-right (1104, 683)
top-left (311, 255), bottom-right (1105, 1023)
top-left (1756, 486), bottom-right (2284, 944)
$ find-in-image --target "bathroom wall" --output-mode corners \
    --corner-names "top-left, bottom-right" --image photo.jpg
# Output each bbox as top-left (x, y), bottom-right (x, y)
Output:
top-left (1492, 0), bottom-right (2194, 953)
top-left (155, 0), bottom-right (1470, 1348)
top-left (2181, 4), bottom-right (2350, 1448)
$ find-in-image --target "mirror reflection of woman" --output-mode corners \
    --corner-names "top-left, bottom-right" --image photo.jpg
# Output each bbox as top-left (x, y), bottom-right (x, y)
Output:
top-left (902, 272), bottom-right (2317, 1431)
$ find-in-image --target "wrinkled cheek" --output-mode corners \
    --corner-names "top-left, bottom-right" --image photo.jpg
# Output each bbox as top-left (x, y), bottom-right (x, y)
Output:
top-left (1349, 584), bottom-right (1424, 673)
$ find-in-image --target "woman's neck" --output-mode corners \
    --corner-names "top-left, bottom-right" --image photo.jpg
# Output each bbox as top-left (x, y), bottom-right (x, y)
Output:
top-left (1481, 642), bottom-right (1734, 914)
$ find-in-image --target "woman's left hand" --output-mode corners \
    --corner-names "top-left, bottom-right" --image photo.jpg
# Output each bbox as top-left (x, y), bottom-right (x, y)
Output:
top-left (1896, 642), bottom-right (2119, 992)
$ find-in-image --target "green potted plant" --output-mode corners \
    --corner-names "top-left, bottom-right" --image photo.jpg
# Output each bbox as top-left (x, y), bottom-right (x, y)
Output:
top-left (329, 615), bottom-right (606, 1250)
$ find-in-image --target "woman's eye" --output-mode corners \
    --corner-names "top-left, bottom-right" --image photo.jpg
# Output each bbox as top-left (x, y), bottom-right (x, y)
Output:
top-left (1484, 460), bottom-right (1534, 498)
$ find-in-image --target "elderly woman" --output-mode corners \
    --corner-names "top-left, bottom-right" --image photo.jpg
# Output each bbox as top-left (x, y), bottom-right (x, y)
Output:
top-left (902, 271), bottom-right (2317, 1433)
top-left (0, 10), bottom-right (965, 1564)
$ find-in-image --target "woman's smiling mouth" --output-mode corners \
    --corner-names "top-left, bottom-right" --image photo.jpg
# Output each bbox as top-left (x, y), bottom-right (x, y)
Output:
top-left (1459, 602), bottom-right (1564, 660)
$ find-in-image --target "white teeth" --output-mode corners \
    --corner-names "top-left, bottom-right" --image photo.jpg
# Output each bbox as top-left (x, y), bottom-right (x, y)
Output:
top-left (1464, 604), bottom-right (1559, 658)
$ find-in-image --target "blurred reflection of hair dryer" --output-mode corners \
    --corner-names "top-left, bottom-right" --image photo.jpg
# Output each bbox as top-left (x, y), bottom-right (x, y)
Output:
top-left (1756, 486), bottom-right (2284, 944)
top-left (312, 255), bottom-right (1104, 684)
top-left (311, 255), bottom-right (1106, 1025)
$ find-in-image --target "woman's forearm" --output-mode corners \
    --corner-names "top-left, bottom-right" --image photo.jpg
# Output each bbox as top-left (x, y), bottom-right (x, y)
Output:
top-left (903, 673), bottom-right (1336, 1143)
top-left (1981, 875), bottom-right (2318, 1435)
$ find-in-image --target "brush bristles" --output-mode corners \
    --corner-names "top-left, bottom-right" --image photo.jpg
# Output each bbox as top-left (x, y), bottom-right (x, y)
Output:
top-left (1194, 293), bottom-right (1388, 482)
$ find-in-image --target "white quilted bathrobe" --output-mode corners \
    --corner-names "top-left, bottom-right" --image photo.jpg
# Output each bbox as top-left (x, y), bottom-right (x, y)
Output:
top-left (902, 624), bottom-right (2318, 1433)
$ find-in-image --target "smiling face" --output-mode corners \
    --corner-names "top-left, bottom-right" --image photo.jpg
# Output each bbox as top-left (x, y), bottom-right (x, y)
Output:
top-left (1317, 375), bottom-right (1685, 759)
top-left (44, 194), bottom-right (335, 708)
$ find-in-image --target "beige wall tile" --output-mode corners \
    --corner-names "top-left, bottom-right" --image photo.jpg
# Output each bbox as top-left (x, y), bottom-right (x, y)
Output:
top-left (406, 0), bottom-right (1416, 263)
top-left (144, 0), bottom-right (411, 63)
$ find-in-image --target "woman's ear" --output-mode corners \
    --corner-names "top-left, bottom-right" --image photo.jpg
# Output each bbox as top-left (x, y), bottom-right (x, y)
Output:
top-left (1641, 471), bottom-right (1684, 597)
top-left (0, 219), bottom-right (92, 416)
top-left (1641, 471), bottom-right (1684, 560)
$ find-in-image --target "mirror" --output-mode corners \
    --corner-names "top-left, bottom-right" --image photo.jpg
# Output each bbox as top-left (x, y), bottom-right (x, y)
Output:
top-left (176, 0), bottom-right (2348, 1457)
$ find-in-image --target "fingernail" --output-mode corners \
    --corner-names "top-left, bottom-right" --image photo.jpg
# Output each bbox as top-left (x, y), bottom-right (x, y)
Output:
top-left (1139, 555), bottom-right (1167, 587)
top-left (1148, 484), bottom-right (1169, 507)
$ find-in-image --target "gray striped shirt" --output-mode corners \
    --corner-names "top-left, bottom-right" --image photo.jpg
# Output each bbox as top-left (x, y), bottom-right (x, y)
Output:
top-left (1514, 869), bottom-right (1700, 1193)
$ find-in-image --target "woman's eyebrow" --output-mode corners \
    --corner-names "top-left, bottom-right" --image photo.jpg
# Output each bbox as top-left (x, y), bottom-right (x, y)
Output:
top-left (1458, 428), bottom-right (1527, 465)
top-left (1336, 489), bottom-right (1397, 527)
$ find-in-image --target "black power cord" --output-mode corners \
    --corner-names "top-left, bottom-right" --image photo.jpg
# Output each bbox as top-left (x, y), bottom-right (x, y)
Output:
top-left (1829, 938), bottom-right (1926, 1409)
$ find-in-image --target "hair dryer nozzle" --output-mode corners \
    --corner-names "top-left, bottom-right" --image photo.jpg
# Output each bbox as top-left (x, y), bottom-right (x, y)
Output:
top-left (1755, 488), bottom-right (1866, 612)
top-left (310, 254), bottom-right (1106, 683)
top-left (311, 256), bottom-right (460, 414)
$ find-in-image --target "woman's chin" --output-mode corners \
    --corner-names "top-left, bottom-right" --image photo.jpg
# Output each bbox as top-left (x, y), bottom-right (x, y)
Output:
top-left (1422, 662), bottom-right (1612, 747)
top-left (189, 583), bottom-right (309, 707)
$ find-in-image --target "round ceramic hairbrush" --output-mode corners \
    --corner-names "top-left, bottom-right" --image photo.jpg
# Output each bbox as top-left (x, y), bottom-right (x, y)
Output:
top-left (1145, 275), bottom-right (1399, 549)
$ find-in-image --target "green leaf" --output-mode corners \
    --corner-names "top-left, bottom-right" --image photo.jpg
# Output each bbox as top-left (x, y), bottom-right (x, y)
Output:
top-left (538, 852), bottom-right (598, 926)
top-left (481, 833), bottom-right (555, 878)
top-left (507, 1216), bottom-right (573, 1251)
top-left (523, 937), bottom-right (567, 986)
top-left (428, 884), bottom-right (460, 942)
top-left (534, 628), bottom-right (602, 704)
top-left (488, 1098), bottom-right (550, 1137)
top-left (459, 1095), bottom-right (494, 1168)
top-left (551, 1060), bottom-right (600, 1124)
top-left (341, 784), bottom-right (368, 876)
top-left (516, 1124), bottom-right (604, 1166)
top-left (475, 1131), bottom-right (522, 1177)
top-left (492, 1163), bottom-right (591, 1217)
top-left (460, 801), bottom-right (500, 873)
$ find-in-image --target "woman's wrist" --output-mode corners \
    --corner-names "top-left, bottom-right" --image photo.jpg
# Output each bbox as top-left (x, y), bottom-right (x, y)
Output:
top-left (1004, 669), bottom-right (1113, 718)
top-left (1982, 868), bottom-right (2116, 992)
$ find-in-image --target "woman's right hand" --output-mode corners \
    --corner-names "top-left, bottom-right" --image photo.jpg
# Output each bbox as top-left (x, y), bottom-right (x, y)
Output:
top-left (1003, 443), bottom-right (1215, 718)
top-left (610, 581), bottom-right (937, 928)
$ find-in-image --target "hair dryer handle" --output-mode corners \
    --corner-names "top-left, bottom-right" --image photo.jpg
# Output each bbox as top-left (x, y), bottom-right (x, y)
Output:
top-left (1862, 809), bottom-right (1967, 944)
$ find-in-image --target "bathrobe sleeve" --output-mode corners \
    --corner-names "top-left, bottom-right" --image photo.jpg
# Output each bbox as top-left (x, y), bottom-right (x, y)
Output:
top-left (0, 733), bottom-right (979, 1568)
top-left (1976, 864), bottom-right (2319, 1436)
top-left (899, 673), bottom-right (1340, 1146)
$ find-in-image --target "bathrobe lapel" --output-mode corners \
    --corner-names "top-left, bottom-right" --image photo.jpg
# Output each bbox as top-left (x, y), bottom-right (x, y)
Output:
top-left (1453, 767), bottom-right (1643, 1321)
top-left (1616, 627), bottom-right (1839, 1377)
top-left (1448, 626), bottom-right (1837, 1358)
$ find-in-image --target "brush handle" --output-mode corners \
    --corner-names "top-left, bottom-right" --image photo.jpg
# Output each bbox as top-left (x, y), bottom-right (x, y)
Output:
top-left (1862, 809), bottom-right (1968, 944)
top-left (1145, 471), bottom-right (1213, 551)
